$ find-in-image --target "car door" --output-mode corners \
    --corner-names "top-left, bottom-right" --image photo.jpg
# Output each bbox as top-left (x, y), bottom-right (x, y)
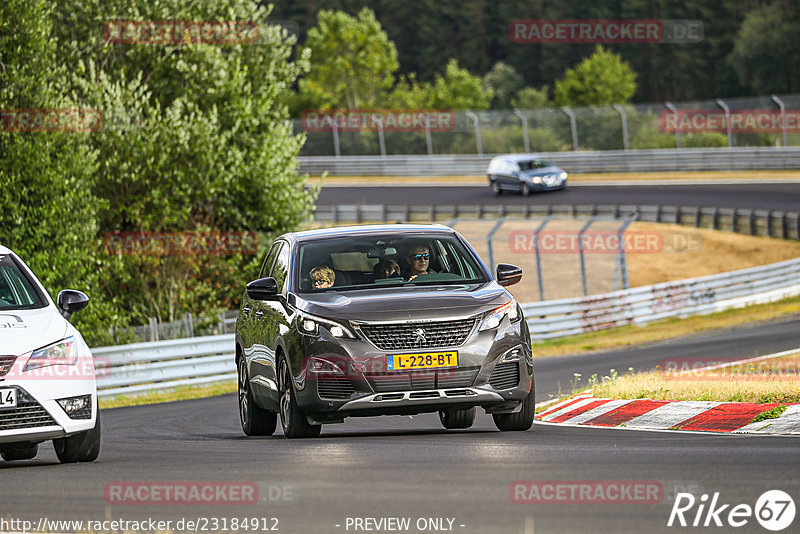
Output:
top-left (249, 240), bottom-right (291, 407)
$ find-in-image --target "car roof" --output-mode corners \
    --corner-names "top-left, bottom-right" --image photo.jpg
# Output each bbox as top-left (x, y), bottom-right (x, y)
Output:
top-left (284, 224), bottom-right (455, 243)
top-left (491, 153), bottom-right (546, 162)
top-left (0, 244), bottom-right (12, 255)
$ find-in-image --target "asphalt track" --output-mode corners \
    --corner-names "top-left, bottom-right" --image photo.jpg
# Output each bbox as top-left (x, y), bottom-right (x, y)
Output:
top-left (316, 183), bottom-right (800, 211)
top-left (3, 317), bottom-right (799, 534)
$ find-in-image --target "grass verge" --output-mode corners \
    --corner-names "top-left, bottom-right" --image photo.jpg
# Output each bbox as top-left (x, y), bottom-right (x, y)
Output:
top-left (590, 354), bottom-right (800, 403)
top-left (532, 294), bottom-right (800, 358)
top-left (99, 380), bottom-right (236, 409)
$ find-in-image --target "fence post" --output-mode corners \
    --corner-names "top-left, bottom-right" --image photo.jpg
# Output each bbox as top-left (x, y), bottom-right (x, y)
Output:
top-left (424, 116), bottom-right (433, 155)
top-left (613, 104), bottom-right (629, 151)
top-left (771, 95), bottom-right (788, 147)
top-left (533, 216), bottom-right (552, 300)
top-left (513, 109), bottom-right (531, 152)
top-left (326, 115), bottom-right (341, 157)
top-left (486, 218), bottom-right (506, 270)
top-left (465, 111), bottom-right (482, 155)
top-left (612, 215), bottom-right (636, 291)
top-left (665, 102), bottom-right (682, 149)
top-left (561, 106), bottom-right (579, 150)
top-left (375, 116), bottom-right (386, 156)
top-left (184, 312), bottom-right (194, 338)
top-left (578, 219), bottom-right (594, 296)
top-left (715, 99), bottom-right (733, 148)
top-left (148, 317), bottom-right (159, 342)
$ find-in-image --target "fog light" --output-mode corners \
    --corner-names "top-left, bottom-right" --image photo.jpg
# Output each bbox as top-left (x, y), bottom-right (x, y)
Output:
top-left (57, 394), bottom-right (92, 419)
top-left (500, 348), bottom-right (522, 362)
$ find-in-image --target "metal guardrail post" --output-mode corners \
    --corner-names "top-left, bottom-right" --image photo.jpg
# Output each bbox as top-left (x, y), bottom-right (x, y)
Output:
top-left (665, 102), bottom-right (682, 149)
top-left (465, 111), bottom-right (482, 155)
top-left (771, 95), bottom-right (788, 147)
top-left (560, 106), bottom-right (579, 151)
top-left (533, 216), bottom-right (552, 301)
top-left (513, 109), bottom-right (531, 152)
top-left (577, 219), bottom-right (595, 296)
top-left (374, 116), bottom-right (386, 156)
top-left (424, 116), bottom-right (433, 156)
top-left (716, 99), bottom-right (733, 148)
top-left (486, 218), bottom-right (506, 271)
top-left (613, 104), bottom-right (629, 151)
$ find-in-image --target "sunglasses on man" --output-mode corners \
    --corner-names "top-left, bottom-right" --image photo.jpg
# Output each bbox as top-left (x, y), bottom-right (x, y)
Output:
top-left (411, 253), bottom-right (430, 261)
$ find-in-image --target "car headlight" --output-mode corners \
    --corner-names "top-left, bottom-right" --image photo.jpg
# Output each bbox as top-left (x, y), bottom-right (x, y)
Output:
top-left (559, 171), bottom-right (568, 181)
top-left (297, 312), bottom-right (355, 339)
top-left (479, 300), bottom-right (520, 331)
top-left (532, 176), bottom-right (542, 184)
top-left (24, 337), bottom-right (78, 371)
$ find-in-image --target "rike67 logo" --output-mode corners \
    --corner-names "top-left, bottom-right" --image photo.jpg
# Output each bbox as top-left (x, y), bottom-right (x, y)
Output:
top-left (668, 490), bottom-right (795, 531)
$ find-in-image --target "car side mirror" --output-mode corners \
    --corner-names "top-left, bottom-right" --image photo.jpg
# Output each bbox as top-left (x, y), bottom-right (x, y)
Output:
top-left (57, 289), bottom-right (89, 320)
top-left (496, 264), bottom-right (522, 287)
top-left (246, 277), bottom-right (279, 300)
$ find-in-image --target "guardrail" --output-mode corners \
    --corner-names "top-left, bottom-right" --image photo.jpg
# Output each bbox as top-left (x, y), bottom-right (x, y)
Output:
top-left (521, 257), bottom-right (800, 339)
top-left (298, 147), bottom-right (800, 176)
top-left (314, 204), bottom-right (800, 240)
top-left (94, 258), bottom-right (800, 398)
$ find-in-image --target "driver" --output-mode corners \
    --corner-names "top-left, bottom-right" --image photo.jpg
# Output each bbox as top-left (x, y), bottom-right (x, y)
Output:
top-left (405, 244), bottom-right (434, 281)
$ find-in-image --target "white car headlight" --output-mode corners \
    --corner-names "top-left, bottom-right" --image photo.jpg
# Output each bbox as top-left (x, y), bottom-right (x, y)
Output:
top-left (24, 337), bottom-right (78, 371)
top-left (479, 300), bottom-right (520, 331)
top-left (297, 312), bottom-right (355, 339)
top-left (559, 171), bottom-right (568, 181)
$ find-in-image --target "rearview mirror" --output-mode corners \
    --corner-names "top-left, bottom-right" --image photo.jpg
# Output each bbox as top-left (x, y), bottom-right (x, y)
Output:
top-left (57, 289), bottom-right (89, 320)
top-left (496, 264), bottom-right (522, 287)
top-left (246, 277), bottom-right (279, 300)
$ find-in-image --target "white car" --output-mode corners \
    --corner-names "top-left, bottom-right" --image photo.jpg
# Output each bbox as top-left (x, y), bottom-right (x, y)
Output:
top-left (0, 245), bottom-right (100, 463)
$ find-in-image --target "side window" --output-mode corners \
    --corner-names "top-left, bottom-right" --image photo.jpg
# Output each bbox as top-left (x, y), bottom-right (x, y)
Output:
top-left (269, 243), bottom-right (290, 294)
top-left (259, 242), bottom-right (281, 279)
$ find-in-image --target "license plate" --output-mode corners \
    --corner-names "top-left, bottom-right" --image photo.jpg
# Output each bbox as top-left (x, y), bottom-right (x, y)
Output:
top-left (0, 388), bottom-right (17, 409)
top-left (387, 352), bottom-right (458, 371)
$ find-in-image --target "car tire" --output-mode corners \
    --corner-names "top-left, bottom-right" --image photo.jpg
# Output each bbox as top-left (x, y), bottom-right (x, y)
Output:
top-left (490, 181), bottom-right (502, 196)
top-left (279, 358), bottom-right (321, 439)
top-left (53, 414), bottom-right (101, 463)
top-left (439, 407), bottom-right (476, 429)
top-left (521, 183), bottom-right (531, 197)
top-left (0, 442), bottom-right (39, 461)
top-left (492, 382), bottom-right (535, 432)
top-left (238, 357), bottom-right (277, 436)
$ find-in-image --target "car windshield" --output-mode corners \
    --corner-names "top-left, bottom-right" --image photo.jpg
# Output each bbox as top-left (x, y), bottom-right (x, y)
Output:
top-left (295, 233), bottom-right (488, 292)
top-left (0, 255), bottom-right (46, 309)
top-left (518, 159), bottom-right (550, 171)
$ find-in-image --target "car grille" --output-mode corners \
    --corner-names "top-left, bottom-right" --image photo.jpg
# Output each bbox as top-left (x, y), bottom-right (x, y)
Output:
top-left (317, 378), bottom-right (355, 400)
top-left (359, 318), bottom-right (478, 351)
top-left (489, 361), bottom-right (520, 390)
top-left (0, 389), bottom-right (58, 431)
top-left (367, 367), bottom-right (479, 392)
top-left (0, 356), bottom-right (16, 378)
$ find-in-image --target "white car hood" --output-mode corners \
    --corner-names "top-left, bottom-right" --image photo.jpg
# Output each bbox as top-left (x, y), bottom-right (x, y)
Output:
top-left (0, 307), bottom-right (68, 357)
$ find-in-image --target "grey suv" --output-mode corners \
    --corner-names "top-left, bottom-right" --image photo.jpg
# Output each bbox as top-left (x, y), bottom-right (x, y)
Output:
top-left (235, 224), bottom-right (534, 438)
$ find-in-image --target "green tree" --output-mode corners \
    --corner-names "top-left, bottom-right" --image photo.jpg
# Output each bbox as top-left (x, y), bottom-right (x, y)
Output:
top-left (0, 0), bottom-right (105, 330)
top-left (512, 86), bottom-right (550, 109)
top-left (429, 59), bottom-right (492, 110)
top-left (729, 0), bottom-right (800, 94)
top-left (483, 62), bottom-right (523, 109)
top-left (554, 46), bottom-right (637, 107)
top-left (300, 8), bottom-right (399, 109)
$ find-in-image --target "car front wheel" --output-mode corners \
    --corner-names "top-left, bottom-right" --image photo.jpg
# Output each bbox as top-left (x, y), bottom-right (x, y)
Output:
top-left (279, 358), bottom-right (321, 439)
top-left (53, 415), bottom-right (101, 463)
top-left (0, 442), bottom-right (39, 461)
top-left (238, 357), bottom-right (277, 436)
top-left (493, 382), bottom-right (535, 432)
top-left (490, 181), bottom-right (502, 196)
top-left (521, 183), bottom-right (531, 197)
top-left (439, 407), bottom-right (476, 429)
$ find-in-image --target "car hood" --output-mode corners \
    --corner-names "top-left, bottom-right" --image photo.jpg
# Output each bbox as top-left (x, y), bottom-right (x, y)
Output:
top-left (0, 307), bottom-right (67, 356)
top-left (297, 283), bottom-right (510, 322)
top-left (520, 165), bottom-right (562, 177)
